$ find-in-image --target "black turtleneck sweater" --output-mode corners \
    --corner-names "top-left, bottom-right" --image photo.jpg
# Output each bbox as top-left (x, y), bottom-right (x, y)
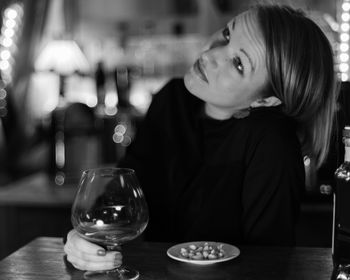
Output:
top-left (120, 78), bottom-right (305, 246)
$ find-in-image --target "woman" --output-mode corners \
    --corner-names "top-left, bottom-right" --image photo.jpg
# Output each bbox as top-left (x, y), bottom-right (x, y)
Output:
top-left (64, 4), bottom-right (338, 271)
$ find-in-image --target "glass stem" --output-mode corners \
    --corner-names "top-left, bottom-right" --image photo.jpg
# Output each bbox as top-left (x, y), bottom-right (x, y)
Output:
top-left (107, 245), bottom-right (122, 251)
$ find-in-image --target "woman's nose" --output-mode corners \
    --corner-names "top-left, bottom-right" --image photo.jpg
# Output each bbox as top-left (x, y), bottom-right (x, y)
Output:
top-left (200, 50), bottom-right (219, 68)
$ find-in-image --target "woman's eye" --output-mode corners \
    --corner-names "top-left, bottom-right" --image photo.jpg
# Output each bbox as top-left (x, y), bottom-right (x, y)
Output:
top-left (222, 27), bottom-right (230, 42)
top-left (233, 56), bottom-right (244, 74)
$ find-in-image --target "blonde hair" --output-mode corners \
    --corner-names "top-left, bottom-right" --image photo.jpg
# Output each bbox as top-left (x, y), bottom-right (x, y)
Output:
top-left (255, 4), bottom-right (339, 167)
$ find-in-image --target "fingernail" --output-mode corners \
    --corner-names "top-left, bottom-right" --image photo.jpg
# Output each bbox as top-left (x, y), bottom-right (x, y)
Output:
top-left (114, 259), bottom-right (121, 267)
top-left (114, 253), bottom-right (122, 267)
top-left (97, 249), bottom-right (106, 256)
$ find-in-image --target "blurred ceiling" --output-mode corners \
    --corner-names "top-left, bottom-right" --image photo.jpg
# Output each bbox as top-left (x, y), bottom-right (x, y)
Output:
top-left (77, 0), bottom-right (337, 21)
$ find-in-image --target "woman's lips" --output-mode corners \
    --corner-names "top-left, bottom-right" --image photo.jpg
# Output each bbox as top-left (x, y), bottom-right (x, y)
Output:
top-left (193, 59), bottom-right (208, 83)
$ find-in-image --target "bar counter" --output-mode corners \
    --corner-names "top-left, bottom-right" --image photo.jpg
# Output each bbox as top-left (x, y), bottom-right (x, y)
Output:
top-left (0, 173), bottom-right (75, 259)
top-left (0, 237), bottom-right (334, 280)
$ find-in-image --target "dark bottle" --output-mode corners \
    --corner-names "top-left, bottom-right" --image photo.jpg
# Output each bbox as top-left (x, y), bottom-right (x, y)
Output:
top-left (95, 61), bottom-right (106, 108)
top-left (333, 126), bottom-right (350, 267)
top-left (49, 102), bottom-right (101, 185)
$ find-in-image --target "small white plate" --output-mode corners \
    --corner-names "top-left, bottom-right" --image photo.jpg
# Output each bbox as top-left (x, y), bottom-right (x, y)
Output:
top-left (166, 241), bottom-right (240, 265)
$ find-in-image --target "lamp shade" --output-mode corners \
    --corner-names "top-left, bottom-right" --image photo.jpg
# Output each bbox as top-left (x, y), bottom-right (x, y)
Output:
top-left (34, 40), bottom-right (91, 76)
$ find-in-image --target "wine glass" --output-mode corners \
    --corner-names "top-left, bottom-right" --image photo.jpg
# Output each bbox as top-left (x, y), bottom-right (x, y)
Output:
top-left (71, 167), bottom-right (149, 280)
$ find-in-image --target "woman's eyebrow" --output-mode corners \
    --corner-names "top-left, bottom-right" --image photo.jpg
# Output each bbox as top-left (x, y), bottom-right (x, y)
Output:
top-left (230, 18), bottom-right (255, 72)
top-left (240, 48), bottom-right (255, 72)
top-left (231, 20), bottom-right (235, 30)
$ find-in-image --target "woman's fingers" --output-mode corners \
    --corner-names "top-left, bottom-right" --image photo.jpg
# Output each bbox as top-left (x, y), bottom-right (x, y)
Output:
top-left (67, 230), bottom-right (105, 256)
top-left (65, 242), bottom-right (122, 263)
top-left (67, 253), bottom-right (120, 271)
top-left (64, 229), bottom-right (123, 271)
top-left (65, 248), bottom-right (122, 271)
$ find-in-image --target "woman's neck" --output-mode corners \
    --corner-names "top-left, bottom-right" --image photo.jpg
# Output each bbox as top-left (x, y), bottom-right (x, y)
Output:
top-left (204, 103), bottom-right (234, 120)
top-left (204, 103), bottom-right (250, 120)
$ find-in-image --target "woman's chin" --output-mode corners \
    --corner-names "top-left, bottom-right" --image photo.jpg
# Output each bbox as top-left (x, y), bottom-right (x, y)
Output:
top-left (184, 71), bottom-right (194, 92)
top-left (184, 69), bottom-right (201, 93)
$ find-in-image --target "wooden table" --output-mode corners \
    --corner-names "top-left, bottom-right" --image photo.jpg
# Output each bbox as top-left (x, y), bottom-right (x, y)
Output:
top-left (0, 237), bottom-right (336, 280)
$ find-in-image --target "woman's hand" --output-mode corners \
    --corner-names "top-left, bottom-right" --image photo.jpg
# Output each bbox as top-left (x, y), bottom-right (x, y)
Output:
top-left (64, 229), bottom-right (122, 271)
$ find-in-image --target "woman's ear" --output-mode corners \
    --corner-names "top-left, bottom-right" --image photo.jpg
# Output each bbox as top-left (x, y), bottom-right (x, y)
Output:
top-left (250, 96), bottom-right (282, 108)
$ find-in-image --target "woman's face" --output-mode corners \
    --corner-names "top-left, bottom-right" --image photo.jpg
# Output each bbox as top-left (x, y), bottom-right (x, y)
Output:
top-left (184, 10), bottom-right (268, 119)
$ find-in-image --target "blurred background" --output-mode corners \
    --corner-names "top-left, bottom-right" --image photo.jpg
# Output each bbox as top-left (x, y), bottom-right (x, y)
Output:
top-left (0, 0), bottom-right (345, 258)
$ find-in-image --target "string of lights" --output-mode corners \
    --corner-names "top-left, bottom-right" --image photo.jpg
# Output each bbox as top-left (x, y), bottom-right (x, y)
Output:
top-left (0, 2), bottom-right (23, 118)
top-left (339, 0), bottom-right (350, 81)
